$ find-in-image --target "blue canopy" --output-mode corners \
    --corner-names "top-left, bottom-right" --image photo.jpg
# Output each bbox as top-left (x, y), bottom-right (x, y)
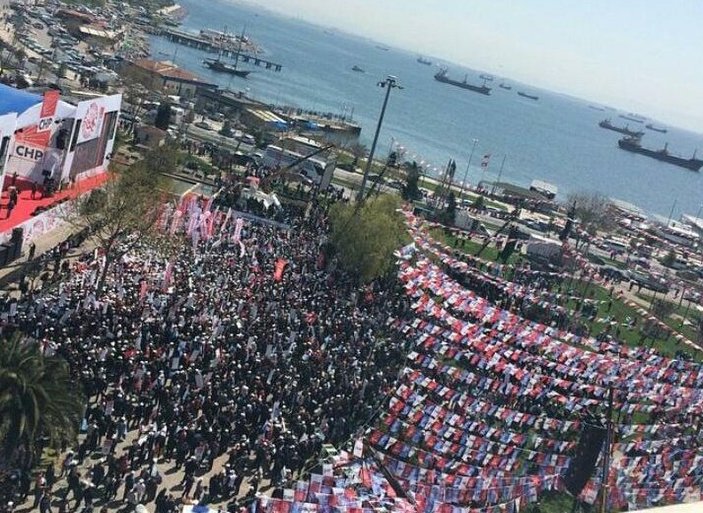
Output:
top-left (0, 84), bottom-right (42, 116)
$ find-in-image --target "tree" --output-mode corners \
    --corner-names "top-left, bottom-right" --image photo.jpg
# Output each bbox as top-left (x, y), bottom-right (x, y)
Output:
top-left (70, 156), bottom-right (170, 294)
top-left (349, 142), bottom-right (368, 169)
top-left (402, 161), bottom-right (422, 201)
top-left (143, 141), bottom-right (179, 174)
top-left (566, 192), bottom-right (614, 250)
top-left (0, 336), bottom-right (83, 462)
top-left (220, 119), bottom-right (233, 138)
top-left (473, 194), bottom-right (485, 211)
top-left (329, 195), bottom-right (408, 283)
top-left (154, 101), bottom-right (172, 130)
top-left (661, 249), bottom-right (677, 268)
top-left (440, 192), bottom-right (457, 226)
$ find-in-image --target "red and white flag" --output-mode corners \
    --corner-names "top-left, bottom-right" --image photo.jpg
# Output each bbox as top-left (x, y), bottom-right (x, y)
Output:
top-left (233, 217), bottom-right (244, 243)
top-left (162, 262), bottom-right (174, 291)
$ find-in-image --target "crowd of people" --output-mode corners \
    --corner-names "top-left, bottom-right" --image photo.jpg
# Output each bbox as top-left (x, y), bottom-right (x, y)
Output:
top-left (1, 201), bottom-right (409, 513)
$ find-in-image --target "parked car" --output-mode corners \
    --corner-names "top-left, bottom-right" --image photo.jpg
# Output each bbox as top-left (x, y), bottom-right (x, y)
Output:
top-left (194, 121), bottom-right (212, 131)
top-left (237, 133), bottom-right (256, 145)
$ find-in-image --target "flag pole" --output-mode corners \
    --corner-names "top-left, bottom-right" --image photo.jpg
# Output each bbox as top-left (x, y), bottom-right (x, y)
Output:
top-left (491, 155), bottom-right (506, 195)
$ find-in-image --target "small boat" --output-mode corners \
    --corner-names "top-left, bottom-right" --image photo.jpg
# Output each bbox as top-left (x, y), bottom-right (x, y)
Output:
top-left (417, 56), bottom-right (432, 65)
top-left (479, 74), bottom-right (494, 81)
top-left (351, 65), bottom-right (365, 73)
top-left (499, 83), bottom-right (512, 90)
top-left (646, 123), bottom-right (668, 134)
top-left (203, 58), bottom-right (250, 77)
top-left (517, 91), bottom-right (539, 100)
top-left (376, 45), bottom-right (389, 51)
top-left (589, 105), bottom-right (606, 111)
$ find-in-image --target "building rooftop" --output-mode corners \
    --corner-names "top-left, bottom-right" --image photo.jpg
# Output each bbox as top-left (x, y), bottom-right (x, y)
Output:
top-left (78, 25), bottom-right (119, 40)
top-left (131, 59), bottom-right (213, 85)
top-left (0, 84), bottom-right (42, 117)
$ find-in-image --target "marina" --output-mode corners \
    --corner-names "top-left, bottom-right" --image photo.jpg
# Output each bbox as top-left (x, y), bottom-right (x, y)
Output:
top-left (160, 27), bottom-right (283, 71)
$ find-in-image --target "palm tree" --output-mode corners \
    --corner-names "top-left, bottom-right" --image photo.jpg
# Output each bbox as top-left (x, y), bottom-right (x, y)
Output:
top-left (0, 336), bottom-right (84, 462)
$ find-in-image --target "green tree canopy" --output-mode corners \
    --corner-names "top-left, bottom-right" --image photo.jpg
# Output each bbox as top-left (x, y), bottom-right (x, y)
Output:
top-left (71, 152), bottom-right (172, 294)
top-left (0, 336), bottom-right (84, 461)
top-left (402, 161), bottom-right (422, 201)
top-left (329, 195), bottom-right (408, 283)
top-left (440, 192), bottom-right (457, 226)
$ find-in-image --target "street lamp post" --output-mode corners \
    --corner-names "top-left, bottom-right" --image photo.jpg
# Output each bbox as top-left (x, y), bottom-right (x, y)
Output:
top-left (357, 75), bottom-right (402, 202)
top-left (459, 138), bottom-right (478, 202)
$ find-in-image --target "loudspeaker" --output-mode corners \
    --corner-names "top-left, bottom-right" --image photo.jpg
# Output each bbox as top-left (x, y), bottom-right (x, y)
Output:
top-left (9, 240), bottom-right (21, 261)
top-left (10, 228), bottom-right (23, 261)
top-left (562, 421), bottom-right (607, 496)
top-left (0, 244), bottom-right (10, 267)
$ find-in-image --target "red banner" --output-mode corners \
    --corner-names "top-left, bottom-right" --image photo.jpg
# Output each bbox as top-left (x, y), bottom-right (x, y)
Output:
top-left (273, 258), bottom-right (287, 282)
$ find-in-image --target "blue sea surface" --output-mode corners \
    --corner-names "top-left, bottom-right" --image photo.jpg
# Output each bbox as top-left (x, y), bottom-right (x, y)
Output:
top-left (149, 0), bottom-right (703, 218)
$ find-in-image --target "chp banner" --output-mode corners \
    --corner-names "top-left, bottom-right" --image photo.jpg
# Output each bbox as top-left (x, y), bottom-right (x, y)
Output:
top-left (9, 90), bottom-right (62, 183)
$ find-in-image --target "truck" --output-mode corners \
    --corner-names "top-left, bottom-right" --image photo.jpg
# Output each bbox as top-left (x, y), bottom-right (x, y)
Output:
top-left (455, 210), bottom-right (492, 236)
top-left (262, 145), bottom-right (336, 189)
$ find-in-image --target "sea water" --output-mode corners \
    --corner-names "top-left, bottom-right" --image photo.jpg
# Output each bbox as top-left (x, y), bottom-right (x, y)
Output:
top-left (148, 0), bottom-right (703, 218)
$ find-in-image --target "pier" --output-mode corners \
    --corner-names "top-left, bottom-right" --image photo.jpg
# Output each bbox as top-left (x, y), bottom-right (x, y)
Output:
top-left (160, 28), bottom-right (283, 71)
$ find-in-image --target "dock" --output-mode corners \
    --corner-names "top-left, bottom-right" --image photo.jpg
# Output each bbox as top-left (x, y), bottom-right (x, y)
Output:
top-left (160, 28), bottom-right (282, 71)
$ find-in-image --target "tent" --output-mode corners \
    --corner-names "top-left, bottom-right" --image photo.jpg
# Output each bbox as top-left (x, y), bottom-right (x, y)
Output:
top-left (0, 84), bottom-right (42, 117)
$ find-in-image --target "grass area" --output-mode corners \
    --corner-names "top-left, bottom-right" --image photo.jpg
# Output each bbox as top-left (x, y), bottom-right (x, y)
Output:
top-left (565, 281), bottom-right (702, 361)
top-left (180, 153), bottom-right (215, 174)
top-left (430, 226), bottom-right (702, 361)
top-left (635, 292), bottom-right (703, 344)
top-left (430, 228), bottom-right (520, 265)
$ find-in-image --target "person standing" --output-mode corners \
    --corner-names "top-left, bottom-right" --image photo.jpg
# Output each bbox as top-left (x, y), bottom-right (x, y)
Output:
top-left (6, 196), bottom-right (15, 219)
top-left (39, 491), bottom-right (52, 513)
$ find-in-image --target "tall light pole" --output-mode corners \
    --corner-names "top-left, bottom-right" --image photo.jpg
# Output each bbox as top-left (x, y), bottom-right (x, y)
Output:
top-left (357, 75), bottom-right (402, 202)
top-left (459, 138), bottom-right (478, 202)
top-left (491, 155), bottom-right (507, 195)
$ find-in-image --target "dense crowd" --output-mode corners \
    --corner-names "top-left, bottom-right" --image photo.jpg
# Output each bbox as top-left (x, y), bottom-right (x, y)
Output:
top-left (1, 203), bottom-right (409, 513)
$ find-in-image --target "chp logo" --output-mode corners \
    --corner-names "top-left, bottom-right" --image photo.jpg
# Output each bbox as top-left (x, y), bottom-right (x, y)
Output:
top-left (80, 102), bottom-right (103, 142)
top-left (37, 116), bottom-right (54, 132)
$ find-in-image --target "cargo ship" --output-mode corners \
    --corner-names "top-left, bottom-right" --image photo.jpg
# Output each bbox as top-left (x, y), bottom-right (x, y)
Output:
top-left (617, 137), bottom-right (702, 171)
top-left (646, 123), bottom-right (668, 134)
top-left (598, 119), bottom-right (644, 137)
top-left (434, 68), bottom-right (491, 95)
top-left (619, 113), bottom-right (645, 124)
top-left (517, 91), bottom-right (539, 100)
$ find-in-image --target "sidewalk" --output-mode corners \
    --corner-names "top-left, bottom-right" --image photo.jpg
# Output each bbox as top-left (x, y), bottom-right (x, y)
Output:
top-left (0, 220), bottom-right (82, 291)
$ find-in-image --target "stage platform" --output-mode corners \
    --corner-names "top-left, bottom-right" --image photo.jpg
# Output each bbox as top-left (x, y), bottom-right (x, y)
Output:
top-left (0, 171), bottom-right (109, 242)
